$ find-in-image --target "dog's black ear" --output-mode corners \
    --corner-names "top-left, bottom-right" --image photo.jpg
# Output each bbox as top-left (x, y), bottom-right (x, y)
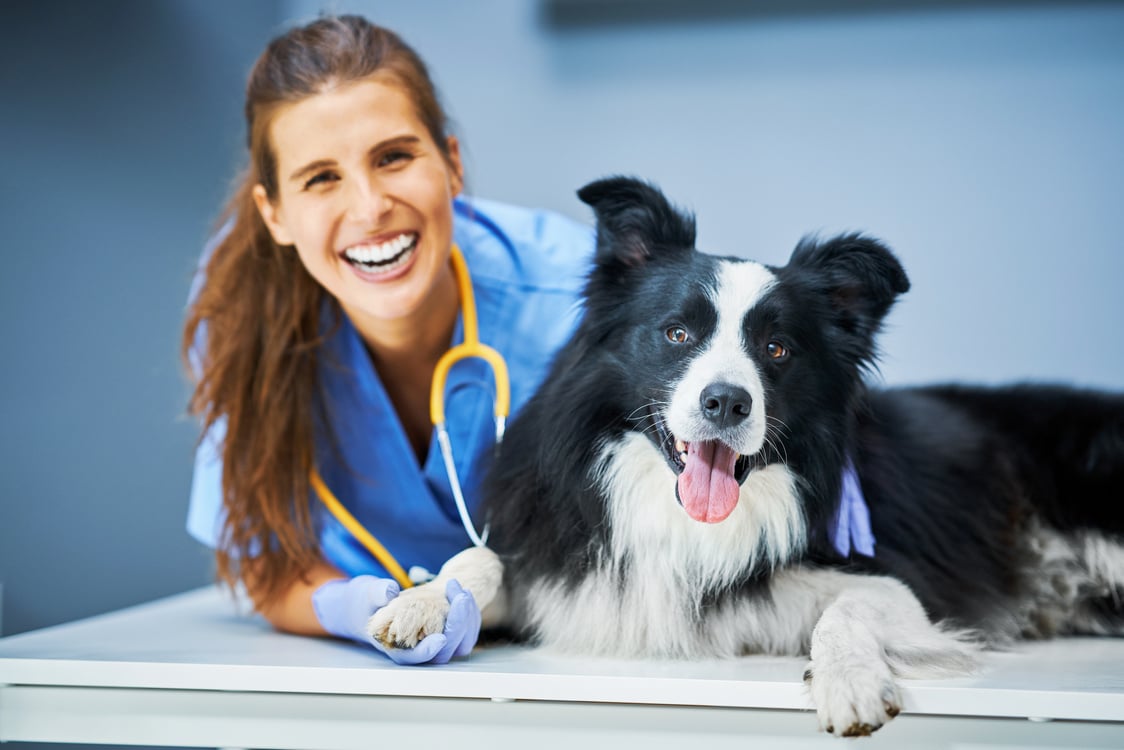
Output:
top-left (788, 233), bottom-right (911, 336)
top-left (577, 176), bottom-right (696, 268)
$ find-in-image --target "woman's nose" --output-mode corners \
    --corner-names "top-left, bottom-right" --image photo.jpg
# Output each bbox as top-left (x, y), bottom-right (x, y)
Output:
top-left (345, 176), bottom-right (393, 223)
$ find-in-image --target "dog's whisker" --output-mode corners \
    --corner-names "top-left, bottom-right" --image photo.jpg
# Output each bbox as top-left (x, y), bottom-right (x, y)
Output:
top-left (766, 415), bottom-right (792, 439)
top-left (762, 427), bottom-right (789, 467)
top-left (624, 400), bottom-right (672, 424)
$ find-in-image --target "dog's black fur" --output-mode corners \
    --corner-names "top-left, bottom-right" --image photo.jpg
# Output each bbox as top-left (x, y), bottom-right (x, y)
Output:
top-left (849, 382), bottom-right (1124, 633)
top-left (399, 176), bottom-right (1124, 735)
top-left (482, 177), bottom-right (1124, 646)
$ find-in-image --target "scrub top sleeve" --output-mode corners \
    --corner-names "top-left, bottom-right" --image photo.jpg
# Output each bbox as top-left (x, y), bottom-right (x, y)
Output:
top-left (534, 208), bottom-right (596, 266)
top-left (186, 417), bottom-right (226, 549)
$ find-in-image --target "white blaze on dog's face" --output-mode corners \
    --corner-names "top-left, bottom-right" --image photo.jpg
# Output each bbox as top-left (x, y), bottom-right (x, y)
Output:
top-left (575, 176), bottom-right (804, 541)
top-left (664, 259), bottom-right (778, 524)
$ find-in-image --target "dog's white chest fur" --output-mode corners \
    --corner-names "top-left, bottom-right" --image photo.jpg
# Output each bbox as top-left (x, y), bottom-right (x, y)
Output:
top-left (520, 433), bottom-right (807, 658)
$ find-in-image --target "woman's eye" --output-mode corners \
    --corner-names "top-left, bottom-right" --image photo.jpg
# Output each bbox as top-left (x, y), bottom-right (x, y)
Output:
top-left (303, 171), bottom-right (337, 190)
top-left (767, 341), bottom-right (788, 360)
top-left (666, 326), bottom-right (689, 344)
top-left (379, 150), bottom-right (413, 167)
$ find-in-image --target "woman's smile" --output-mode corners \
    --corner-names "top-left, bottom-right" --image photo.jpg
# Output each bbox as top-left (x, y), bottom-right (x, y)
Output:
top-left (252, 76), bottom-right (464, 341)
top-left (340, 231), bottom-right (420, 280)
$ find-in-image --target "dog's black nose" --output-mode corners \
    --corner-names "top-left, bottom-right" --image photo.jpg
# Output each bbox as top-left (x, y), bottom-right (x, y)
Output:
top-left (700, 383), bottom-right (752, 427)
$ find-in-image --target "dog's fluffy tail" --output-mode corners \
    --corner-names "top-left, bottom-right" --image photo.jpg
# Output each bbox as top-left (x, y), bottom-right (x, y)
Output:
top-left (883, 623), bottom-right (982, 679)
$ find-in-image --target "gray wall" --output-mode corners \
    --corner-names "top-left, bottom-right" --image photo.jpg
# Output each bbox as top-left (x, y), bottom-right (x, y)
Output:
top-left (2, 0), bottom-right (1122, 641)
top-left (0, 0), bottom-right (281, 638)
top-left (290, 0), bottom-right (1124, 388)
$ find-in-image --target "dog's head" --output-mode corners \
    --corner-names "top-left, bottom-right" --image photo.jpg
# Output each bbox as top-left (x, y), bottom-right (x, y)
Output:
top-left (578, 176), bottom-right (910, 525)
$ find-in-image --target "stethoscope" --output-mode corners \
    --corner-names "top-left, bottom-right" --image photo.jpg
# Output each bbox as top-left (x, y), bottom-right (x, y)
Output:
top-left (309, 244), bottom-right (509, 589)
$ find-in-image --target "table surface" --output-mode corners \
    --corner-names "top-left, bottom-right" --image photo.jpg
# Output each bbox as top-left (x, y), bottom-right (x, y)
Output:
top-left (2, 585), bottom-right (1124, 722)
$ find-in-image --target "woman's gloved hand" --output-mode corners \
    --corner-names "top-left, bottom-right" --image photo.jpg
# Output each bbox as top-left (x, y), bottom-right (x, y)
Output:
top-left (311, 576), bottom-right (480, 665)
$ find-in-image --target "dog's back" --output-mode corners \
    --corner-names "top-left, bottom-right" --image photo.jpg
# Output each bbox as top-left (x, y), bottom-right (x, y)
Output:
top-left (853, 384), bottom-right (1124, 639)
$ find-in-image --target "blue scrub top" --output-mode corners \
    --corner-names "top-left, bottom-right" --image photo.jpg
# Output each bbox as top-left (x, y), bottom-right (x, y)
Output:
top-left (187, 196), bottom-right (594, 579)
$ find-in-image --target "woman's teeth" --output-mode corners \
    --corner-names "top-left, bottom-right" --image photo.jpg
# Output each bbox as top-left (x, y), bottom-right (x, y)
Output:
top-left (343, 233), bottom-right (418, 272)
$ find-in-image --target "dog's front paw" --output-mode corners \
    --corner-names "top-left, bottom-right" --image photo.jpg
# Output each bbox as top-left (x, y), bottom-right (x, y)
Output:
top-left (805, 658), bottom-right (901, 737)
top-left (367, 583), bottom-right (449, 649)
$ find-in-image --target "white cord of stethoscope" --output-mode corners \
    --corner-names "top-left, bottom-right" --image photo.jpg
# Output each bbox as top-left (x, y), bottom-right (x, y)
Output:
top-left (435, 414), bottom-right (503, 549)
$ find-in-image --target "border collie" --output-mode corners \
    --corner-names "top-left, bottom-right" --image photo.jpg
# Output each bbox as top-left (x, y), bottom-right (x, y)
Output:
top-left (370, 176), bottom-right (1124, 736)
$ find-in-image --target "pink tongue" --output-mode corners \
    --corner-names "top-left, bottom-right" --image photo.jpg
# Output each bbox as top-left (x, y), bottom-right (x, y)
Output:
top-left (677, 440), bottom-right (740, 523)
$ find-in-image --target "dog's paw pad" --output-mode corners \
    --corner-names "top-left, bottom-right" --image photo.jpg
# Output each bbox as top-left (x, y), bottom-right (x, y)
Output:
top-left (366, 585), bottom-right (448, 649)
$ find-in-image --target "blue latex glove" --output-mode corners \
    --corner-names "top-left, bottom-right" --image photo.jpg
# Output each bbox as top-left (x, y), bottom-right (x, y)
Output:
top-left (311, 576), bottom-right (480, 665)
top-left (374, 580), bottom-right (482, 665)
top-left (312, 574), bottom-right (400, 645)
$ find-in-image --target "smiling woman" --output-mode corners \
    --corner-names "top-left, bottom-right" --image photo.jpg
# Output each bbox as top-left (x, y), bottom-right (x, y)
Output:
top-left (182, 15), bottom-right (593, 665)
top-left (253, 79), bottom-right (463, 345)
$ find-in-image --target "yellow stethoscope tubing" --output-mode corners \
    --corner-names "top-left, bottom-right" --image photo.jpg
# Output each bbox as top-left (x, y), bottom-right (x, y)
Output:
top-left (309, 245), bottom-right (508, 589)
top-left (430, 244), bottom-right (510, 421)
top-left (431, 245), bottom-right (508, 549)
top-left (309, 469), bottom-right (414, 589)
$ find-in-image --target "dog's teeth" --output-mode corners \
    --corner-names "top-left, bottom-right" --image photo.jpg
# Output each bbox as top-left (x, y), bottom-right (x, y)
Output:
top-left (679, 452), bottom-right (688, 462)
top-left (675, 439), bottom-right (687, 453)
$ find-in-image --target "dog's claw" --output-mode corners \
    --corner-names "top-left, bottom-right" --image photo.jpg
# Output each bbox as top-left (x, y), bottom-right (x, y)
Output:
top-left (842, 722), bottom-right (876, 738)
top-left (882, 686), bottom-right (901, 717)
top-left (808, 653), bottom-right (901, 738)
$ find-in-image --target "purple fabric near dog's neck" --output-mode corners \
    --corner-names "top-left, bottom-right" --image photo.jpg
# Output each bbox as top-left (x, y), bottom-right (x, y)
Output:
top-left (830, 459), bottom-right (875, 557)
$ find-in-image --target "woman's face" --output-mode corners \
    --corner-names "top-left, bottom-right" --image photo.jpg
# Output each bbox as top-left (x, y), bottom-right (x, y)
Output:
top-left (254, 77), bottom-right (463, 332)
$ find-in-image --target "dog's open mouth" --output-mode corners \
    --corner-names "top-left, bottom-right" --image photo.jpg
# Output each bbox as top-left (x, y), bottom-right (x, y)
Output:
top-left (649, 407), bottom-right (753, 524)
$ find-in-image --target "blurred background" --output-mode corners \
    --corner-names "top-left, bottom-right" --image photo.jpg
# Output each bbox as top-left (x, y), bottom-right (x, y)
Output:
top-left (2, 0), bottom-right (1122, 654)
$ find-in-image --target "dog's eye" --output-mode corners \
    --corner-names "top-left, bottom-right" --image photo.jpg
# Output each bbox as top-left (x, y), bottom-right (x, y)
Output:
top-left (767, 341), bottom-right (788, 360)
top-left (666, 326), bottom-right (689, 344)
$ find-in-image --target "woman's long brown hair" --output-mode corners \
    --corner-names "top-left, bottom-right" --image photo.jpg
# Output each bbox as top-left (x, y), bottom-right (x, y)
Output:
top-left (182, 16), bottom-right (455, 608)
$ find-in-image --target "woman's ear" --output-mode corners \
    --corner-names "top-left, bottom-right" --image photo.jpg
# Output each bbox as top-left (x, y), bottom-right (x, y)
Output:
top-left (252, 184), bottom-right (295, 246)
top-left (445, 135), bottom-right (464, 198)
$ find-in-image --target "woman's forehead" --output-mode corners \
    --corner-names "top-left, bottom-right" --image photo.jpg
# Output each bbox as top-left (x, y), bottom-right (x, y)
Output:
top-left (268, 78), bottom-right (429, 168)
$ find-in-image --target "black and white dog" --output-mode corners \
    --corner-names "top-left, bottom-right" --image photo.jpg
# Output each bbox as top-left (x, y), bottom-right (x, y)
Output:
top-left (371, 177), bottom-right (1124, 736)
